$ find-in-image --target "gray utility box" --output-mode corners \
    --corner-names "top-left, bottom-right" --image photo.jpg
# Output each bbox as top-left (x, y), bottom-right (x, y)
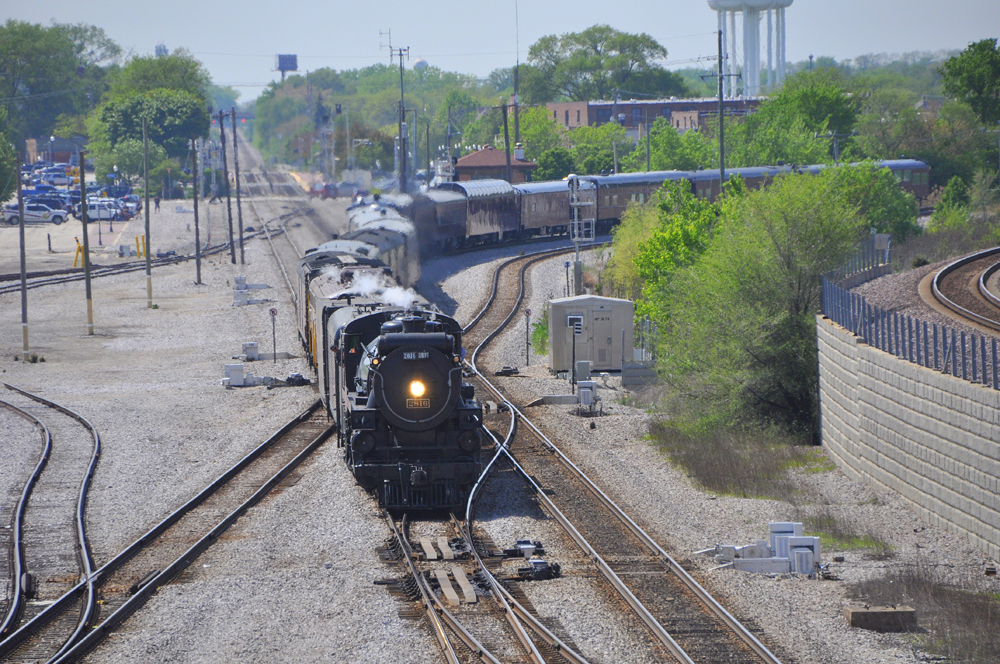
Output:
top-left (548, 295), bottom-right (633, 372)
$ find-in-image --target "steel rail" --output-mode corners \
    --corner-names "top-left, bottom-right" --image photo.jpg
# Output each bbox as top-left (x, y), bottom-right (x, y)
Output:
top-left (385, 513), bottom-right (464, 664)
top-left (463, 245), bottom-right (596, 337)
top-left (2, 384), bottom-right (101, 661)
top-left (931, 246), bottom-right (1000, 332)
top-left (0, 400), bottom-right (322, 657)
top-left (448, 513), bottom-right (547, 664)
top-left (52, 417), bottom-right (334, 664)
top-left (498, 445), bottom-right (694, 664)
top-left (977, 260), bottom-right (1000, 310)
top-left (463, 248), bottom-right (782, 664)
top-left (0, 400), bottom-right (51, 640)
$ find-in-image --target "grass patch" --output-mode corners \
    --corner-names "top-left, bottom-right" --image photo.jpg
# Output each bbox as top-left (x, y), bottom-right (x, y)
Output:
top-left (848, 562), bottom-right (1000, 662)
top-left (785, 447), bottom-right (838, 474)
top-left (800, 506), bottom-right (894, 559)
top-left (648, 421), bottom-right (810, 500)
top-left (531, 304), bottom-right (549, 355)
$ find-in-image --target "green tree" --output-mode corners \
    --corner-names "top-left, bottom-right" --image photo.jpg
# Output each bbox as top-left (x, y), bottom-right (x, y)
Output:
top-left (824, 162), bottom-right (921, 240)
top-left (723, 104), bottom-right (831, 168)
top-left (99, 89), bottom-right (210, 158)
top-left (515, 106), bottom-right (563, 160)
top-left (941, 39), bottom-right (1000, 126)
top-left (0, 106), bottom-right (17, 203)
top-left (621, 118), bottom-right (716, 172)
top-left (527, 25), bottom-right (684, 101)
top-left (108, 51), bottom-right (210, 105)
top-left (568, 122), bottom-right (631, 174)
top-left (534, 147), bottom-right (575, 181)
top-left (928, 175), bottom-right (971, 232)
top-left (775, 69), bottom-right (858, 135)
top-left (0, 21), bottom-right (81, 142)
top-left (652, 175), bottom-right (863, 431)
top-left (94, 138), bottom-right (167, 186)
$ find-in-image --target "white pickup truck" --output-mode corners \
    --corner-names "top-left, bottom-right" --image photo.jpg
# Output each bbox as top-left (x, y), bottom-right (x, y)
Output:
top-left (3, 203), bottom-right (67, 225)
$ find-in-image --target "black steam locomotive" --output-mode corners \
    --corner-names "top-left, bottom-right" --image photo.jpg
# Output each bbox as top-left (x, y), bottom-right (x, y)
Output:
top-left (298, 243), bottom-right (482, 509)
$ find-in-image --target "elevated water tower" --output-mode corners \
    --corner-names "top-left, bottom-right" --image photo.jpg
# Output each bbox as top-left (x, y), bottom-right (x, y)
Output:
top-left (708, 0), bottom-right (792, 98)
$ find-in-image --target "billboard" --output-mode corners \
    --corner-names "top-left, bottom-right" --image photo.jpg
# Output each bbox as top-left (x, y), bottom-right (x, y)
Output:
top-left (275, 54), bottom-right (298, 73)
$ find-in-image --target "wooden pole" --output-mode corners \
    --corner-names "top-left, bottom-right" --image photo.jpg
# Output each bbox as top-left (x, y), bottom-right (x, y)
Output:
top-left (718, 29), bottom-right (726, 186)
top-left (17, 153), bottom-right (29, 359)
top-left (218, 110), bottom-right (236, 264)
top-left (232, 107), bottom-right (245, 264)
top-left (501, 101), bottom-right (512, 183)
top-left (192, 138), bottom-right (202, 284)
top-left (79, 149), bottom-right (94, 335)
top-left (143, 118), bottom-right (152, 308)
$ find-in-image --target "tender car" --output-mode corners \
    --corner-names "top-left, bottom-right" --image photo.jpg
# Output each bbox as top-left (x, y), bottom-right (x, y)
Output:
top-left (3, 203), bottom-right (67, 225)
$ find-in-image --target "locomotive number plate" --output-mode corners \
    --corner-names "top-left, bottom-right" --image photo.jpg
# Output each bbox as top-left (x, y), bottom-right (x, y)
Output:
top-left (407, 399), bottom-right (431, 409)
top-left (403, 351), bottom-right (430, 360)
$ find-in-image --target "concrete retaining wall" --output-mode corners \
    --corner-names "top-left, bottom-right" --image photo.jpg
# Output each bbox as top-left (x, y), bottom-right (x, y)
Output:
top-left (817, 315), bottom-right (1000, 561)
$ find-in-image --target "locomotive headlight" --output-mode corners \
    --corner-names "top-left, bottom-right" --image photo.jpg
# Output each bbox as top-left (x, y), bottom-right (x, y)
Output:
top-left (409, 380), bottom-right (426, 398)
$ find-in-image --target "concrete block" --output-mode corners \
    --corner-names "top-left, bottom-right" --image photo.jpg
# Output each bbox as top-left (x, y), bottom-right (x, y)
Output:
top-left (844, 605), bottom-right (917, 632)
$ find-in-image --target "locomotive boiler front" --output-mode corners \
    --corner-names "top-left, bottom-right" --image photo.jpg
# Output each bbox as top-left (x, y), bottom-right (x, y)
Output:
top-left (371, 330), bottom-right (461, 433)
top-left (344, 314), bottom-right (483, 509)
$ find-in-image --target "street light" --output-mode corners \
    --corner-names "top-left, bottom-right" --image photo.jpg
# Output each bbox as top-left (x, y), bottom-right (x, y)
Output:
top-left (49, 136), bottom-right (54, 166)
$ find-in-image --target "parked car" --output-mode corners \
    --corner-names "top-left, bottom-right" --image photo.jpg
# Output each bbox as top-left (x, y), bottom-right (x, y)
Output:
top-left (26, 195), bottom-right (73, 214)
top-left (81, 200), bottom-right (122, 222)
top-left (3, 203), bottom-right (67, 225)
top-left (42, 172), bottom-right (74, 186)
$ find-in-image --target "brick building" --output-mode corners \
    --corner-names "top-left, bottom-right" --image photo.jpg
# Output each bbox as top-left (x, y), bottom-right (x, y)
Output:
top-left (545, 97), bottom-right (761, 133)
top-left (454, 145), bottom-right (537, 183)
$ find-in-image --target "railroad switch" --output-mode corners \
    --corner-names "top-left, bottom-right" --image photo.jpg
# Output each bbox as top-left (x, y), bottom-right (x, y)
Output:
top-left (503, 539), bottom-right (546, 558)
top-left (514, 560), bottom-right (562, 581)
top-left (494, 366), bottom-right (520, 377)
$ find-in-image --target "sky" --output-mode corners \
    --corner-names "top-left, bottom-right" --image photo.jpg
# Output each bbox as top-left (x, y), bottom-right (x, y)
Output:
top-left (6, 0), bottom-right (999, 102)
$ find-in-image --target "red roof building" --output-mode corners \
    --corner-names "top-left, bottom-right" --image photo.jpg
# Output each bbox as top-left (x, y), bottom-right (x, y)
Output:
top-left (454, 146), bottom-right (537, 184)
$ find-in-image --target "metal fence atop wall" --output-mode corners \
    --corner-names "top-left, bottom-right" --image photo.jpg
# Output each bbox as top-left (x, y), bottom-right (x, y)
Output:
top-left (821, 235), bottom-right (1000, 390)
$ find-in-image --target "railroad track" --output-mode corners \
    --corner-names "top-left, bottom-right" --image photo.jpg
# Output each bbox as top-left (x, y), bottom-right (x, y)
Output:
top-left (0, 400), bottom-right (332, 663)
top-left (460, 251), bottom-right (783, 663)
top-left (0, 384), bottom-right (99, 660)
top-left (931, 247), bottom-right (1000, 332)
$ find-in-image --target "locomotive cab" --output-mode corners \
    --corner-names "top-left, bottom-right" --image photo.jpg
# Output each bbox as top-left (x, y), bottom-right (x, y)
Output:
top-left (336, 311), bottom-right (482, 509)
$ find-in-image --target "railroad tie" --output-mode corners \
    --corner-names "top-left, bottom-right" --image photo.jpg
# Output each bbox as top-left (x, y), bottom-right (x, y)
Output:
top-left (434, 569), bottom-right (461, 606)
top-left (437, 537), bottom-right (455, 560)
top-left (419, 537), bottom-right (438, 560)
top-left (450, 565), bottom-right (477, 604)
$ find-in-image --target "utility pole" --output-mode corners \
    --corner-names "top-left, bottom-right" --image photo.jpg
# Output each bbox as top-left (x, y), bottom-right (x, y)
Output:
top-left (192, 138), bottom-right (202, 284)
top-left (17, 153), bottom-right (29, 360)
top-left (79, 149), bottom-right (94, 335)
top-left (143, 118), bottom-right (152, 308)
top-left (645, 107), bottom-right (651, 172)
top-left (514, 0), bottom-right (520, 144)
top-left (501, 100), bottom-right (513, 183)
top-left (612, 91), bottom-right (619, 174)
top-left (815, 130), bottom-right (857, 165)
top-left (232, 107), bottom-right (245, 264)
top-left (346, 104), bottom-right (352, 172)
top-left (426, 122), bottom-right (431, 186)
top-left (388, 44), bottom-right (410, 193)
top-left (700, 32), bottom-right (738, 187)
top-left (218, 110), bottom-right (236, 264)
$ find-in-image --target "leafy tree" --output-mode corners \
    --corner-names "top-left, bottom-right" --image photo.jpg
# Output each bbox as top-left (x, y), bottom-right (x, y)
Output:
top-left (94, 138), bottom-right (168, 186)
top-left (776, 69), bottom-right (858, 135)
top-left (209, 85), bottom-right (240, 113)
top-left (652, 175), bottom-right (863, 431)
top-left (824, 162), bottom-right (921, 240)
top-left (534, 147), bottom-right (574, 181)
top-left (0, 21), bottom-right (82, 142)
top-left (567, 122), bottom-right (631, 174)
top-left (108, 51), bottom-right (210, 105)
top-left (515, 106), bottom-right (563, 160)
top-left (527, 25), bottom-right (683, 102)
top-left (100, 89), bottom-right (209, 158)
top-left (620, 118), bottom-right (716, 172)
top-left (0, 106), bottom-right (17, 203)
top-left (928, 175), bottom-right (971, 232)
top-left (941, 39), bottom-right (1000, 126)
top-left (723, 103), bottom-right (831, 168)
